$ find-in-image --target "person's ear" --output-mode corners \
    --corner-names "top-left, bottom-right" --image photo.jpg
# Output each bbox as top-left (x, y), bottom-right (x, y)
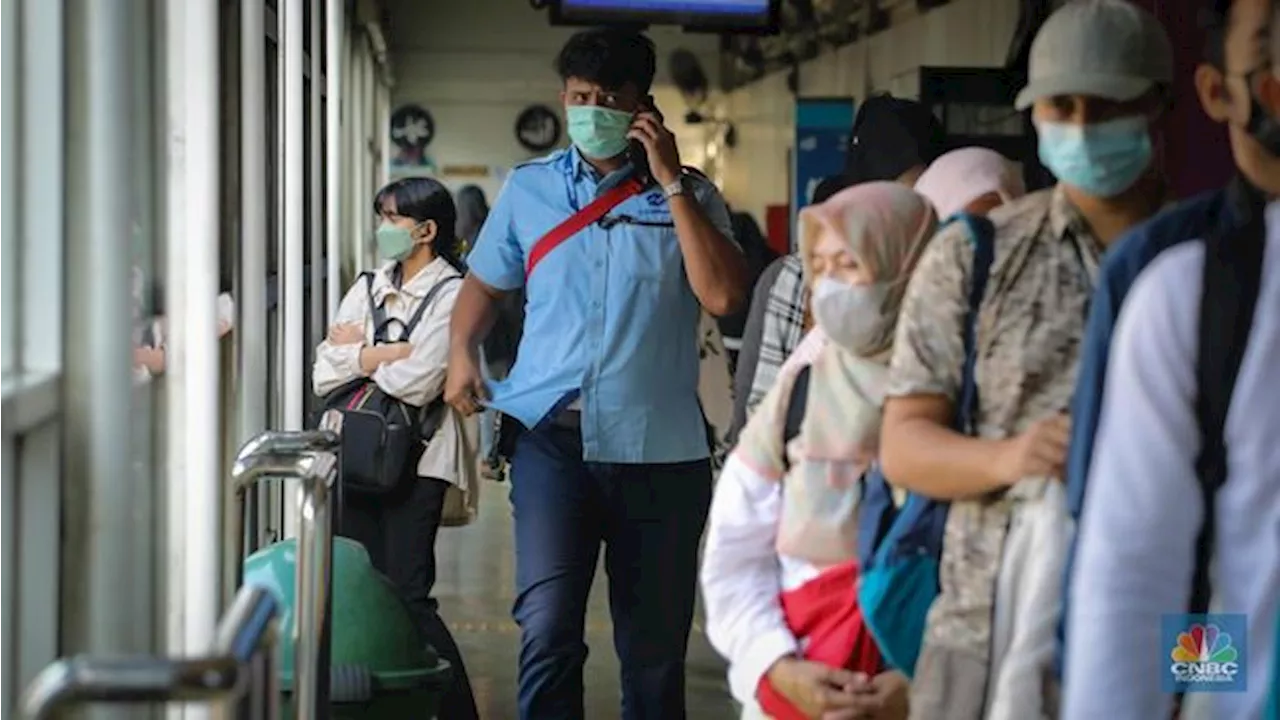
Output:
top-left (417, 219), bottom-right (438, 244)
top-left (1195, 63), bottom-right (1232, 122)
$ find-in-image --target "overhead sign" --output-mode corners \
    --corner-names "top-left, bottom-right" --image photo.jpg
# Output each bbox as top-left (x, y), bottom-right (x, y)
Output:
top-left (792, 97), bottom-right (855, 251)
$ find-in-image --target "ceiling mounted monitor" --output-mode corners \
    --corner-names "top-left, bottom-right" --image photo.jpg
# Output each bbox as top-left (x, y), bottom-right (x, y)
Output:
top-left (548, 0), bottom-right (781, 33)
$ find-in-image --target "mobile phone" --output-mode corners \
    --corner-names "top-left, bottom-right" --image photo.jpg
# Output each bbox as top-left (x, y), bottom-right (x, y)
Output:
top-left (627, 95), bottom-right (658, 187)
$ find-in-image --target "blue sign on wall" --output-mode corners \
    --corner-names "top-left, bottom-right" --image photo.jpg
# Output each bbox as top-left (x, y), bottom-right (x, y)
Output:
top-left (793, 98), bottom-right (855, 251)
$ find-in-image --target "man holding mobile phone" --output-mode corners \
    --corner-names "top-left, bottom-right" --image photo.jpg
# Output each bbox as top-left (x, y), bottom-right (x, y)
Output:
top-left (445, 27), bottom-right (746, 720)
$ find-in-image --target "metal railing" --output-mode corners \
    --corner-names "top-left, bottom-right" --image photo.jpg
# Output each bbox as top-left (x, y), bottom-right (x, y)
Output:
top-left (19, 416), bottom-right (342, 720)
top-left (228, 410), bottom-right (342, 720)
top-left (19, 585), bottom-right (280, 720)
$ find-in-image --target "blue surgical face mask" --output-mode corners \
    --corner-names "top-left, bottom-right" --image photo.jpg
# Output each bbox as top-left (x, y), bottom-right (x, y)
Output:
top-left (565, 105), bottom-right (633, 160)
top-left (1035, 116), bottom-right (1153, 198)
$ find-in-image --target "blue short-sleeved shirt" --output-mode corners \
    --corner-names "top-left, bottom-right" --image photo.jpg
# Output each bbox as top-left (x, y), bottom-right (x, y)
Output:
top-left (467, 147), bottom-right (736, 464)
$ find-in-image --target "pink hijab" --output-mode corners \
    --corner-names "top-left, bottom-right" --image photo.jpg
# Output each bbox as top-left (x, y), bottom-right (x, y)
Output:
top-left (914, 147), bottom-right (1025, 219)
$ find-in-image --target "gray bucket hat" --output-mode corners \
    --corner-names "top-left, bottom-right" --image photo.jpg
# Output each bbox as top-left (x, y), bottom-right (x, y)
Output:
top-left (1014, 0), bottom-right (1174, 111)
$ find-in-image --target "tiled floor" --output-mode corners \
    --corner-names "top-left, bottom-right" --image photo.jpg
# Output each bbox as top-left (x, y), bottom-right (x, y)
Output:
top-left (434, 477), bottom-right (738, 720)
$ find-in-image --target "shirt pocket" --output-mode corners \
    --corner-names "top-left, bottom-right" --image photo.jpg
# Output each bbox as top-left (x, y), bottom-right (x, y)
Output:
top-left (608, 214), bottom-right (681, 283)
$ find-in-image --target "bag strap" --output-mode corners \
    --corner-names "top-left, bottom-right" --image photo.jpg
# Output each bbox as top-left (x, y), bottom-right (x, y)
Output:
top-left (401, 274), bottom-right (462, 340)
top-left (954, 213), bottom-right (997, 433)
top-left (779, 365), bottom-right (813, 472)
top-left (362, 272), bottom-right (389, 344)
top-left (525, 177), bottom-right (646, 280)
top-left (1189, 192), bottom-right (1265, 615)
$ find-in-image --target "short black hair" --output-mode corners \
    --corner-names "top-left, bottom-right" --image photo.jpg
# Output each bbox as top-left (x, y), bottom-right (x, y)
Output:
top-left (1200, 0), bottom-right (1235, 69)
top-left (373, 177), bottom-right (465, 271)
top-left (554, 29), bottom-right (657, 95)
top-left (812, 175), bottom-right (852, 204)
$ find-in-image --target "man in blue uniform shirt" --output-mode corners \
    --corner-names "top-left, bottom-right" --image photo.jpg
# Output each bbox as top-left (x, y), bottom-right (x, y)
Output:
top-left (445, 28), bottom-right (746, 720)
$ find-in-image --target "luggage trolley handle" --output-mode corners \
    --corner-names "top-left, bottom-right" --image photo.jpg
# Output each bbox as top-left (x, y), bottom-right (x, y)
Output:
top-left (19, 586), bottom-right (281, 720)
top-left (229, 411), bottom-right (343, 720)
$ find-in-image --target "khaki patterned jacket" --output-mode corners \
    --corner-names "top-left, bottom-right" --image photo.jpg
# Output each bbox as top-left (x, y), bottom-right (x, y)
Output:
top-left (887, 185), bottom-right (1102, 719)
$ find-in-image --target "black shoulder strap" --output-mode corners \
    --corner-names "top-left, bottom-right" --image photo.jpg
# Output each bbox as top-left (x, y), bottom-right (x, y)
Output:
top-left (402, 274), bottom-right (462, 340)
top-left (1189, 189), bottom-right (1266, 614)
top-left (780, 365), bottom-right (812, 472)
top-left (362, 272), bottom-right (389, 344)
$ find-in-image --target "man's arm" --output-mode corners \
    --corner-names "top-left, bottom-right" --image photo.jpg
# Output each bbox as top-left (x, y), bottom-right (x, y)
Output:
top-left (445, 176), bottom-right (521, 414)
top-left (668, 188), bottom-right (748, 316)
top-left (880, 224), bottom-right (1023, 498)
top-left (630, 112), bottom-right (747, 316)
top-left (1062, 246), bottom-right (1202, 720)
top-left (449, 275), bottom-right (503, 359)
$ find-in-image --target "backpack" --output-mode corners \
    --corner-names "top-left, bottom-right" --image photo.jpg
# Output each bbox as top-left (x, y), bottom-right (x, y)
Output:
top-left (855, 212), bottom-right (995, 677)
top-left (314, 271), bottom-right (461, 495)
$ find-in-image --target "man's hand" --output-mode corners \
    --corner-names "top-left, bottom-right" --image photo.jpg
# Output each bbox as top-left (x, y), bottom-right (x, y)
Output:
top-left (995, 412), bottom-right (1072, 483)
top-left (328, 322), bottom-right (364, 345)
top-left (444, 347), bottom-right (489, 416)
top-left (627, 111), bottom-right (682, 187)
top-left (766, 657), bottom-right (867, 719)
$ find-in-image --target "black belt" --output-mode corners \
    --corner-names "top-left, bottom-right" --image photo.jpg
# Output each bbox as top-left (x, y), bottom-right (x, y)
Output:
top-left (551, 409), bottom-right (581, 429)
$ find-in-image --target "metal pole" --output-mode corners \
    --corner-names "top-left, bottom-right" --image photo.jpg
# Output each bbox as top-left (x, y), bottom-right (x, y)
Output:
top-left (164, 0), bottom-right (222, 710)
top-left (345, 39), bottom-right (360, 275)
top-left (281, 0), bottom-right (305, 539)
top-left (293, 454), bottom-right (336, 719)
top-left (63, 0), bottom-right (137, 678)
top-left (376, 79), bottom-right (390, 190)
top-left (237, 0), bottom-right (269, 612)
top-left (325, 0), bottom-right (344, 315)
top-left (309, 0), bottom-right (324, 354)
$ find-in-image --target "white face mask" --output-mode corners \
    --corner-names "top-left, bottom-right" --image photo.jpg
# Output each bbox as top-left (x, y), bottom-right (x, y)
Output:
top-left (810, 277), bottom-right (888, 355)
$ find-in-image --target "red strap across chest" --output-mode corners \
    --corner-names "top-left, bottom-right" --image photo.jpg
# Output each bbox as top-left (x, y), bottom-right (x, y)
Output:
top-left (524, 177), bottom-right (646, 281)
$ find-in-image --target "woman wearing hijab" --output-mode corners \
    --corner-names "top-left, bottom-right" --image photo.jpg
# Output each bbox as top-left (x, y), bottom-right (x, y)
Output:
top-left (733, 95), bottom-right (946, 441)
top-left (774, 148), bottom-right (1026, 387)
top-left (701, 182), bottom-right (938, 720)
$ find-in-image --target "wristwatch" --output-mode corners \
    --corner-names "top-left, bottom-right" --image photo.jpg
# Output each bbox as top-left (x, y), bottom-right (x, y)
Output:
top-left (661, 176), bottom-right (689, 200)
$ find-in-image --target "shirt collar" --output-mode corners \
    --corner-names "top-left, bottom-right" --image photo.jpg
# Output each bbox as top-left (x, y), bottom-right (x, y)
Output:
top-left (568, 146), bottom-right (634, 188)
top-left (371, 256), bottom-right (453, 302)
top-left (1048, 183), bottom-right (1094, 245)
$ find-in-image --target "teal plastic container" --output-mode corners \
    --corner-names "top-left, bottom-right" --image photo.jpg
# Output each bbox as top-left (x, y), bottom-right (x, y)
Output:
top-left (242, 537), bottom-right (453, 718)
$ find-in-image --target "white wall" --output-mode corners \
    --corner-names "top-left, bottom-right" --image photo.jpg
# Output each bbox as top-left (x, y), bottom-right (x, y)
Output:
top-left (385, 0), bottom-right (722, 200)
top-left (714, 0), bottom-right (1022, 223)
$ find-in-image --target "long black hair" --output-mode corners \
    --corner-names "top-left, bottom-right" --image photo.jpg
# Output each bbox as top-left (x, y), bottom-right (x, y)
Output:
top-left (373, 176), bottom-right (466, 272)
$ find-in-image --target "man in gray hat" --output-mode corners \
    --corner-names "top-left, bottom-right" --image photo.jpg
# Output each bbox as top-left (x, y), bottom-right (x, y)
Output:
top-left (877, 1), bottom-right (1174, 717)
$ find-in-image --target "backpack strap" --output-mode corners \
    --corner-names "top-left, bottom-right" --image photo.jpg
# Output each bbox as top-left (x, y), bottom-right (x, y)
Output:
top-left (779, 365), bottom-right (813, 472)
top-left (362, 272), bottom-right (390, 344)
top-left (953, 213), bottom-right (997, 432)
top-left (401, 274), bottom-right (463, 340)
top-left (1189, 191), bottom-right (1266, 614)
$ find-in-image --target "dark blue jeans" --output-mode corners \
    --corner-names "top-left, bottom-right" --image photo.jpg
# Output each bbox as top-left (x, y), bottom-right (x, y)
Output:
top-left (509, 418), bottom-right (712, 720)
